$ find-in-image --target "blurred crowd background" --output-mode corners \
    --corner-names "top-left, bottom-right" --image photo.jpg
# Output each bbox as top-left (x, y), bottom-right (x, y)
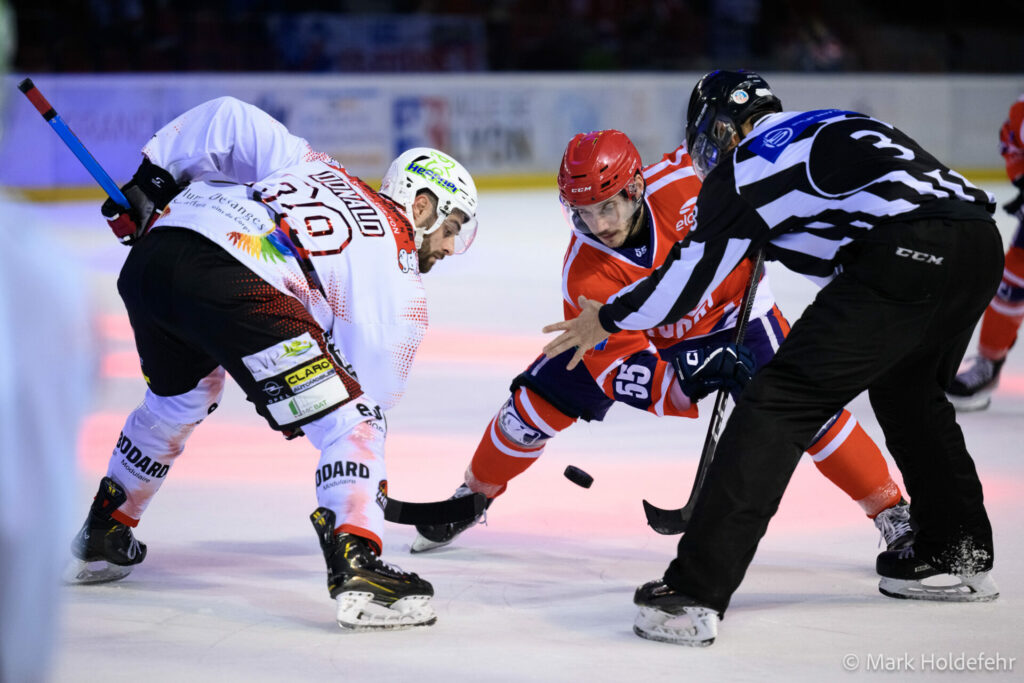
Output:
top-left (11, 0), bottom-right (1023, 75)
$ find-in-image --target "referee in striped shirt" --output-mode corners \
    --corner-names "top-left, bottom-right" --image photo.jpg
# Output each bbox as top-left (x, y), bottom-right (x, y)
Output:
top-left (543, 70), bottom-right (1004, 646)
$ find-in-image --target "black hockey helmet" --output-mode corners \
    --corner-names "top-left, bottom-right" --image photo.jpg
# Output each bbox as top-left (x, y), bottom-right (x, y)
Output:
top-left (685, 69), bottom-right (782, 179)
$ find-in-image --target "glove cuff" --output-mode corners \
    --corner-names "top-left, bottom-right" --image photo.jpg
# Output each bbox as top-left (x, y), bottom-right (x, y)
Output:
top-left (132, 157), bottom-right (179, 210)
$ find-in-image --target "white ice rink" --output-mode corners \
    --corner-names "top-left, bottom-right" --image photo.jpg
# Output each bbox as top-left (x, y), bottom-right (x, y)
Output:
top-left (38, 183), bottom-right (1024, 682)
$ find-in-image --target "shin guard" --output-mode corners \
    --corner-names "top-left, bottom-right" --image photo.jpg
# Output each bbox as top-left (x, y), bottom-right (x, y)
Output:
top-left (467, 387), bottom-right (576, 497)
top-left (106, 370), bottom-right (224, 523)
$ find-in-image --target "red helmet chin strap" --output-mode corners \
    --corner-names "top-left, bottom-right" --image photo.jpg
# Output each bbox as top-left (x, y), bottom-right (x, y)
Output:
top-left (624, 173), bottom-right (644, 202)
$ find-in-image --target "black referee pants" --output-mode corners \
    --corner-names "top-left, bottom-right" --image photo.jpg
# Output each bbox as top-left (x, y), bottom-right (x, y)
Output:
top-left (664, 216), bottom-right (1004, 614)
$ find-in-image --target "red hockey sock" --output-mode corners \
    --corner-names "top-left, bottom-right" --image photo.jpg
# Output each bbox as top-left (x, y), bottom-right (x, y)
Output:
top-left (978, 245), bottom-right (1024, 358)
top-left (467, 387), bottom-right (576, 497)
top-left (807, 410), bottom-right (902, 517)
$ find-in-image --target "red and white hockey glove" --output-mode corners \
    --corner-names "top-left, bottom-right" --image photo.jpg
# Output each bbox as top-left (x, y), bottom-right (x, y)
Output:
top-left (101, 158), bottom-right (180, 246)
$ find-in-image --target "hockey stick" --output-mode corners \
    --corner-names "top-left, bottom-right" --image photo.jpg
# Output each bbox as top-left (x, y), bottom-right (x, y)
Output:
top-left (384, 492), bottom-right (487, 525)
top-left (18, 78), bottom-right (130, 210)
top-left (643, 249), bottom-right (765, 535)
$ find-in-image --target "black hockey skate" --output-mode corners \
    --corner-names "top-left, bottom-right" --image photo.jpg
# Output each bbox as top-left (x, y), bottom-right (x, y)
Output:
top-left (632, 580), bottom-right (719, 647)
top-left (410, 483), bottom-right (493, 554)
top-left (63, 477), bottom-right (147, 585)
top-left (876, 545), bottom-right (998, 602)
top-left (310, 507), bottom-right (436, 630)
top-left (873, 499), bottom-right (916, 550)
top-left (946, 355), bottom-right (1005, 412)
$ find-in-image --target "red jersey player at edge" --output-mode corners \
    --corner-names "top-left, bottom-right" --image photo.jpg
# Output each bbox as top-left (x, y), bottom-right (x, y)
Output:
top-left (410, 129), bottom-right (913, 556)
top-left (62, 96), bottom-right (479, 632)
top-left (947, 92), bottom-right (1024, 410)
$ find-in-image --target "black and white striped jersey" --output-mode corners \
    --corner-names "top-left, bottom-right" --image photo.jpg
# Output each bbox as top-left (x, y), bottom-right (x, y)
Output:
top-left (598, 109), bottom-right (996, 333)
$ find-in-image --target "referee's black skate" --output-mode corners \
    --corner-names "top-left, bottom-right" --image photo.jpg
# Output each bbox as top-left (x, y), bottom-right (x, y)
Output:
top-left (310, 507), bottom-right (436, 630)
top-left (876, 545), bottom-right (998, 602)
top-left (63, 477), bottom-right (147, 585)
top-left (632, 580), bottom-right (719, 647)
top-left (947, 355), bottom-right (1005, 412)
top-left (410, 483), bottom-right (493, 553)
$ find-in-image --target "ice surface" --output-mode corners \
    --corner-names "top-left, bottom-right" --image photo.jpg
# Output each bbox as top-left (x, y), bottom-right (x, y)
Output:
top-left (45, 183), bottom-right (1024, 682)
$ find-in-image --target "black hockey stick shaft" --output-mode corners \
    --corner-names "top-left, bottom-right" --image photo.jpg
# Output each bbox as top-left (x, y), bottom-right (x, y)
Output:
top-left (643, 250), bottom-right (766, 534)
top-left (384, 491), bottom-right (487, 525)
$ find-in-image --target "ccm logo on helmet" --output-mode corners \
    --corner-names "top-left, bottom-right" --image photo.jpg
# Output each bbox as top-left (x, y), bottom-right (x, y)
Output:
top-left (571, 186), bottom-right (592, 193)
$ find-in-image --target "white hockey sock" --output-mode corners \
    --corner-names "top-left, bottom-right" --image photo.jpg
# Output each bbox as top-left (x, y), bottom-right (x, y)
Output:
top-left (303, 400), bottom-right (389, 552)
top-left (106, 370), bottom-right (224, 521)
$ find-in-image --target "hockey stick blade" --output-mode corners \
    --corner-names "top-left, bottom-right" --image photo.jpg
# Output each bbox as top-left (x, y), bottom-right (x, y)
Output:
top-left (642, 498), bottom-right (697, 535)
top-left (384, 492), bottom-right (486, 525)
top-left (643, 251), bottom-right (765, 535)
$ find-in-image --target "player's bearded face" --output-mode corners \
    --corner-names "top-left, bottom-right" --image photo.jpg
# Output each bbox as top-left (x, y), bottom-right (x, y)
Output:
top-left (573, 192), bottom-right (642, 248)
top-left (417, 211), bottom-right (464, 273)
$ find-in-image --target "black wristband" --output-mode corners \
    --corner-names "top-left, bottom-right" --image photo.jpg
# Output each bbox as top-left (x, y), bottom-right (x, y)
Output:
top-left (597, 305), bottom-right (622, 334)
top-left (132, 158), bottom-right (180, 209)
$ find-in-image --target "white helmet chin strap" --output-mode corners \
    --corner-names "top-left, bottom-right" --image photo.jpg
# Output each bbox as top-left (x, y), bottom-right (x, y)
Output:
top-left (412, 212), bottom-right (446, 249)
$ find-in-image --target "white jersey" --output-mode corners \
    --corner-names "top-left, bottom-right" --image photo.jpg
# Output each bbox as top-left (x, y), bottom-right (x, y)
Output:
top-left (144, 97), bottom-right (426, 409)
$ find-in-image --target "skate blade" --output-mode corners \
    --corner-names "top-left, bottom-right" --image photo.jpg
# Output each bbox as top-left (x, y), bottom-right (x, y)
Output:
top-left (409, 534), bottom-right (454, 554)
top-left (879, 571), bottom-right (999, 602)
top-left (947, 393), bottom-right (992, 412)
top-left (335, 591), bottom-right (437, 630)
top-left (62, 558), bottom-right (134, 585)
top-left (633, 605), bottom-right (717, 646)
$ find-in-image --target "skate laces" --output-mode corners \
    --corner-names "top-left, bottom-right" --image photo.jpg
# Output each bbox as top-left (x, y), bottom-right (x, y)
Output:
top-left (957, 356), bottom-right (995, 388)
top-left (874, 504), bottom-right (913, 549)
top-left (453, 484), bottom-right (489, 527)
top-left (125, 535), bottom-right (144, 562)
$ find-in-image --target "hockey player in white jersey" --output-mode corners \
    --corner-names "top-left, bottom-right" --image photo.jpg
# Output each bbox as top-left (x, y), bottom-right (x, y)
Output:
top-left (64, 96), bottom-right (479, 631)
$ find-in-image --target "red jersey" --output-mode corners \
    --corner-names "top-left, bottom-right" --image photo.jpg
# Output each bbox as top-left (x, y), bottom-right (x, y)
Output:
top-left (561, 145), bottom-right (775, 417)
top-left (1000, 94), bottom-right (1024, 182)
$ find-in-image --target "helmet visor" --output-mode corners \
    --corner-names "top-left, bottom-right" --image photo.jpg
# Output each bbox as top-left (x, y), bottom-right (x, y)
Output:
top-left (690, 116), bottom-right (738, 181)
top-left (453, 214), bottom-right (478, 254)
top-left (421, 207), bottom-right (478, 254)
top-left (559, 189), bottom-right (643, 238)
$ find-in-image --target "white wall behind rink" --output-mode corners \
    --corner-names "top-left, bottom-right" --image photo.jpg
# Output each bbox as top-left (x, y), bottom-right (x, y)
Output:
top-left (2, 72), bottom-right (1021, 192)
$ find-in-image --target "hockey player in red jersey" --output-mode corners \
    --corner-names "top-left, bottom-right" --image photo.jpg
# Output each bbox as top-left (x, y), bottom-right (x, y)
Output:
top-left (63, 97), bottom-right (479, 631)
top-left (947, 92), bottom-right (1024, 410)
top-left (411, 129), bottom-right (913, 553)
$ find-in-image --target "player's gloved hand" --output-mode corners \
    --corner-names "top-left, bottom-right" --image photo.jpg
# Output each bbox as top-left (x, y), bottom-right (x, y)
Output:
top-left (673, 343), bottom-right (756, 401)
top-left (1003, 176), bottom-right (1024, 219)
top-left (101, 158), bottom-right (180, 246)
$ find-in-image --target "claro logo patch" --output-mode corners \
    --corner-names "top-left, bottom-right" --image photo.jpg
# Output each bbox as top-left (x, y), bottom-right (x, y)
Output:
top-left (285, 358), bottom-right (335, 392)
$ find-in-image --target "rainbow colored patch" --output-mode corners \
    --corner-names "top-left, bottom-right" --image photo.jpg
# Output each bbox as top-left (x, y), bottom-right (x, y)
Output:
top-left (226, 228), bottom-right (294, 263)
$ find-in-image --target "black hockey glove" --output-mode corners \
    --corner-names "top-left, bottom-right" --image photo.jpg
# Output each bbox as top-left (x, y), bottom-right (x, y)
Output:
top-left (1003, 176), bottom-right (1024, 220)
top-left (101, 158), bottom-right (180, 246)
top-left (673, 343), bottom-right (756, 402)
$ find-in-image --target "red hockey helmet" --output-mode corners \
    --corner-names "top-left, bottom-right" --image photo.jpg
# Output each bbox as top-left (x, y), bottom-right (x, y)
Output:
top-left (557, 130), bottom-right (643, 208)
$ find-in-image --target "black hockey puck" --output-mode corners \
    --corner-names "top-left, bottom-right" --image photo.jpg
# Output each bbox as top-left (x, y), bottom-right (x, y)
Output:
top-left (564, 465), bottom-right (593, 488)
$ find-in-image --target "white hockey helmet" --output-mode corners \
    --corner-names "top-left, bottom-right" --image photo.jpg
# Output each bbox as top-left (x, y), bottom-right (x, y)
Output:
top-left (380, 147), bottom-right (478, 254)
